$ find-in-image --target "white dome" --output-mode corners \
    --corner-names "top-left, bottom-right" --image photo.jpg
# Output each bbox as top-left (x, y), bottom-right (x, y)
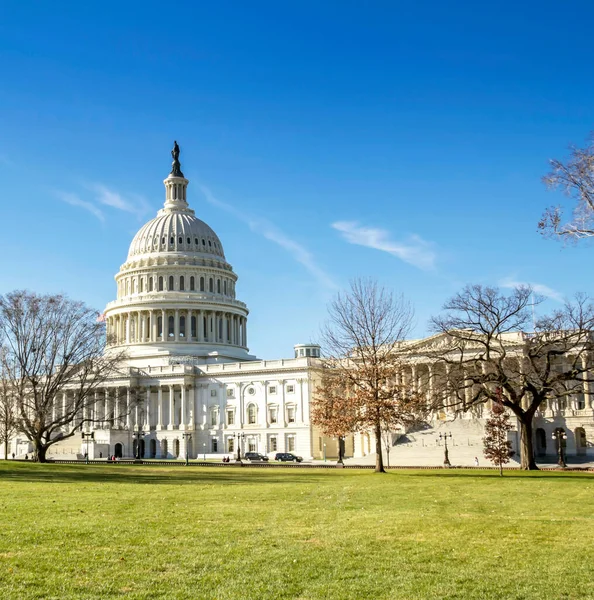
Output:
top-left (128, 210), bottom-right (225, 260)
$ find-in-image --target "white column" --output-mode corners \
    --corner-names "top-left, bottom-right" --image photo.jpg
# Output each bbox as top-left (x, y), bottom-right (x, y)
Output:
top-left (180, 385), bottom-right (186, 430)
top-left (161, 309), bottom-right (166, 340)
top-left (145, 386), bottom-right (151, 430)
top-left (174, 310), bottom-right (180, 342)
top-left (157, 386), bottom-right (163, 429)
top-left (168, 385), bottom-right (175, 430)
top-left (223, 314), bottom-right (228, 344)
top-left (188, 385), bottom-right (195, 429)
top-left (126, 388), bottom-right (131, 429)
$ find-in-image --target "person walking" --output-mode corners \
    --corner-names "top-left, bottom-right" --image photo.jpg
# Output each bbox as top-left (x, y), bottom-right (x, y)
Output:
top-left (474, 456), bottom-right (479, 467)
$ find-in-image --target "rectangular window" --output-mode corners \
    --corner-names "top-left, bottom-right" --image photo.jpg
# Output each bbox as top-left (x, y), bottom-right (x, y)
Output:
top-left (269, 386), bottom-right (277, 395)
top-left (211, 438), bottom-right (218, 452)
top-left (287, 436), bottom-right (295, 452)
top-left (269, 407), bottom-right (278, 424)
top-left (248, 439), bottom-right (256, 452)
top-left (210, 389), bottom-right (217, 397)
top-left (227, 410), bottom-right (235, 425)
top-left (287, 406), bottom-right (296, 423)
top-left (226, 388), bottom-right (235, 398)
top-left (287, 385), bottom-right (295, 394)
top-left (227, 438), bottom-right (235, 452)
top-left (269, 436), bottom-right (277, 452)
top-left (210, 410), bottom-right (218, 426)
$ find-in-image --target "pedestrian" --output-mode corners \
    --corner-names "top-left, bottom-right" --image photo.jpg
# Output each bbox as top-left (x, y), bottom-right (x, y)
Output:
top-left (24, 454), bottom-right (28, 460)
top-left (11, 453), bottom-right (15, 460)
top-left (99, 451), bottom-right (102, 459)
top-left (474, 456), bottom-right (479, 467)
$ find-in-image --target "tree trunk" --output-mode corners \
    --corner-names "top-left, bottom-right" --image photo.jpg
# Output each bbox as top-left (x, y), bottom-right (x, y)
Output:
top-left (4, 438), bottom-right (7, 460)
top-left (375, 423), bottom-right (385, 473)
top-left (519, 417), bottom-right (538, 470)
top-left (499, 459), bottom-right (503, 476)
top-left (34, 440), bottom-right (47, 463)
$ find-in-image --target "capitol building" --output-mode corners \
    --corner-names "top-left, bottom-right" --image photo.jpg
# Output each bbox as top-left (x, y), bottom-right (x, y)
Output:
top-left (7, 145), bottom-right (594, 465)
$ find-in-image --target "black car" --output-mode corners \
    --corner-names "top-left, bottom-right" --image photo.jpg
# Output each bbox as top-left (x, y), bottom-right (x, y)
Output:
top-left (244, 452), bottom-right (269, 462)
top-left (275, 452), bottom-right (303, 463)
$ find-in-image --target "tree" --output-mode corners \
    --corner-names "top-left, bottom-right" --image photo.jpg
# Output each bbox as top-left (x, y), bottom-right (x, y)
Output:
top-left (0, 291), bottom-right (126, 462)
top-left (539, 134), bottom-right (594, 241)
top-left (482, 395), bottom-right (514, 476)
top-left (313, 279), bottom-right (425, 473)
top-left (430, 285), bottom-right (594, 470)
top-left (0, 351), bottom-right (17, 459)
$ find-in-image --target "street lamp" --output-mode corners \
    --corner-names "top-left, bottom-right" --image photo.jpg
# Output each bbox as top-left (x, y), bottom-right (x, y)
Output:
top-left (81, 431), bottom-right (94, 464)
top-left (235, 432), bottom-right (245, 461)
top-left (132, 430), bottom-right (145, 461)
top-left (202, 442), bottom-right (206, 461)
top-left (439, 432), bottom-right (452, 467)
top-left (182, 432), bottom-right (191, 466)
top-left (323, 442), bottom-right (327, 462)
top-left (552, 429), bottom-right (568, 468)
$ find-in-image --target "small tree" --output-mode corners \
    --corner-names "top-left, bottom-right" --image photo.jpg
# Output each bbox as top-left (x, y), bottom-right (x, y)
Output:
top-left (540, 134), bottom-right (594, 241)
top-left (482, 397), bottom-right (514, 475)
top-left (0, 291), bottom-right (127, 462)
top-left (314, 279), bottom-right (425, 473)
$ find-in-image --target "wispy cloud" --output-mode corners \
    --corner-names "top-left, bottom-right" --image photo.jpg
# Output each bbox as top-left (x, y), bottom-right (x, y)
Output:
top-left (500, 278), bottom-right (564, 302)
top-left (56, 191), bottom-right (105, 222)
top-left (332, 221), bottom-right (437, 270)
top-left (201, 185), bottom-right (338, 290)
top-left (87, 183), bottom-right (150, 218)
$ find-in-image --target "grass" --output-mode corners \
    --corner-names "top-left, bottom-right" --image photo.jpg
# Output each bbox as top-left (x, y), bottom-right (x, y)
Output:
top-left (0, 464), bottom-right (593, 599)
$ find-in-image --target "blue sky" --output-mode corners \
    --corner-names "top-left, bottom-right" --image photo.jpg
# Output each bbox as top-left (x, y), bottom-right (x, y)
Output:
top-left (1, 1), bottom-right (594, 359)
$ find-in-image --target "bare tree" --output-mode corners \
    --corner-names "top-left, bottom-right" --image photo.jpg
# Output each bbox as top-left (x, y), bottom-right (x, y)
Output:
top-left (0, 350), bottom-right (17, 459)
top-left (314, 279), bottom-right (425, 473)
top-left (540, 135), bottom-right (594, 240)
top-left (482, 396), bottom-right (514, 476)
top-left (0, 291), bottom-right (126, 462)
top-left (430, 285), bottom-right (594, 470)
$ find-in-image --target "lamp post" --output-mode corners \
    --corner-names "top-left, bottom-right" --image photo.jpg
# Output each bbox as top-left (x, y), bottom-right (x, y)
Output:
top-left (439, 432), bottom-right (452, 467)
top-left (323, 442), bottom-right (326, 462)
top-left (132, 430), bottom-right (145, 461)
top-left (202, 442), bottom-right (206, 461)
top-left (81, 431), bottom-right (94, 464)
top-left (235, 432), bottom-right (245, 461)
top-left (182, 432), bottom-right (191, 466)
top-left (552, 429), bottom-right (568, 468)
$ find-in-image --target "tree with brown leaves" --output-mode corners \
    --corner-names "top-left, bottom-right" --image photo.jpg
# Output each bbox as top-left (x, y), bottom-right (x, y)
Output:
top-left (482, 396), bottom-right (514, 476)
top-left (430, 284), bottom-right (594, 470)
top-left (540, 134), bottom-right (594, 241)
top-left (0, 291), bottom-right (127, 462)
top-left (313, 279), bottom-right (425, 473)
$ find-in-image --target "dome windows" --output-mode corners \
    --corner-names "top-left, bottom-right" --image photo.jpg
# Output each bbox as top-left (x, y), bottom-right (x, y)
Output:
top-left (180, 276), bottom-right (185, 291)
top-left (190, 276), bottom-right (195, 291)
top-left (168, 276), bottom-right (174, 291)
top-left (158, 276), bottom-right (164, 291)
top-left (178, 236), bottom-right (183, 244)
top-left (200, 276), bottom-right (205, 291)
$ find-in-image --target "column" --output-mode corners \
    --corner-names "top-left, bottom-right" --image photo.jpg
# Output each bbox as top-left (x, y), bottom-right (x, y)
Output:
top-left (198, 310), bottom-right (204, 341)
top-left (104, 388), bottom-right (109, 428)
top-left (126, 388), bottom-right (131, 429)
top-left (145, 386), bottom-right (151, 430)
top-left (582, 354), bottom-right (592, 409)
top-left (168, 385), bottom-right (175, 430)
top-left (113, 387), bottom-right (120, 428)
top-left (126, 313), bottom-right (131, 343)
top-left (161, 309), bottom-right (166, 340)
top-left (180, 385), bottom-right (186, 430)
top-left (152, 310), bottom-right (158, 342)
top-left (223, 313), bottom-right (228, 344)
top-left (174, 309), bottom-right (180, 342)
top-left (188, 385), bottom-right (195, 429)
top-left (157, 386), bottom-right (163, 429)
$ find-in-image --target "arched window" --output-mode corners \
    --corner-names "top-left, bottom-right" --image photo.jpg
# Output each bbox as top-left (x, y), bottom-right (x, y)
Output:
top-left (209, 278), bottom-right (214, 293)
top-left (125, 280), bottom-right (129, 295)
top-left (161, 439), bottom-right (168, 459)
top-left (158, 276), bottom-right (164, 291)
top-left (157, 316), bottom-right (163, 338)
top-left (178, 236), bottom-right (182, 244)
top-left (131, 279), bottom-right (136, 294)
top-left (203, 316), bottom-right (208, 341)
top-left (179, 316), bottom-right (186, 338)
top-left (139, 278), bottom-right (144, 293)
top-left (186, 237), bottom-right (191, 245)
top-left (287, 405), bottom-right (296, 423)
top-left (576, 427), bottom-right (587, 455)
top-left (168, 276), bottom-right (174, 291)
top-left (149, 277), bottom-right (154, 292)
top-left (174, 439), bottom-right (180, 458)
top-left (168, 316), bottom-right (174, 338)
top-left (218, 318), bottom-right (223, 340)
top-left (224, 280), bottom-right (227, 295)
top-left (247, 404), bottom-right (257, 425)
top-left (200, 277), bottom-right (205, 291)
top-left (191, 316), bottom-right (197, 338)
top-left (217, 279), bottom-right (221, 294)
top-left (149, 439), bottom-right (157, 459)
top-left (170, 236), bottom-right (174, 245)
top-left (190, 276), bottom-right (195, 291)
top-left (180, 276), bottom-right (185, 291)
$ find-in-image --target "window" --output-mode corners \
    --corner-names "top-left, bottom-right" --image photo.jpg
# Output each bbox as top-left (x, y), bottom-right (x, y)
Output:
top-left (227, 438), bottom-right (235, 452)
top-left (200, 277), bottom-right (205, 292)
top-left (186, 237), bottom-right (191, 244)
top-left (287, 385), bottom-right (295, 394)
top-left (149, 277), bottom-right (154, 292)
top-left (269, 406), bottom-right (278, 424)
top-left (178, 236), bottom-right (182, 244)
top-left (211, 438), bottom-right (218, 452)
top-left (210, 389), bottom-right (217, 397)
top-left (202, 239), bottom-right (206, 246)
top-left (170, 237), bottom-right (174, 245)
top-left (168, 276), bottom-right (174, 291)
top-left (195, 238), bottom-right (198, 245)
top-left (180, 276), bottom-right (185, 291)
top-left (217, 279), bottom-right (221, 294)
top-left (287, 436), bottom-right (295, 452)
top-left (224, 281), bottom-right (227, 295)
top-left (247, 404), bottom-right (256, 424)
top-left (139, 278), bottom-right (144, 293)
top-left (287, 406), bottom-right (296, 423)
top-left (209, 278), bottom-right (214, 293)
top-left (306, 348), bottom-right (311, 357)
top-left (158, 276), bottom-right (164, 291)
top-left (576, 394), bottom-right (586, 410)
top-left (227, 388), bottom-right (235, 398)
top-left (269, 436), bottom-right (277, 452)
top-left (179, 316), bottom-right (186, 338)
top-left (190, 276), bottom-right (195, 291)
top-left (269, 386), bottom-right (277, 395)
top-left (248, 438), bottom-right (256, 452)
top-left (191, 316), bottom-right (197, 338)
top-left (226, 409), bottom-right (235, 425)
top-left (210, 408), bottom-right (218, 426)
top-left (168, 316), bottom-right (174, 337)
top-left (157, 316), bottom-right (163, 338)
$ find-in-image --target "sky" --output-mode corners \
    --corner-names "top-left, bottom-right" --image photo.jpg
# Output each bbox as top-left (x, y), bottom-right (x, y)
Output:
top-left (1, 1), bottom-right (594, 359)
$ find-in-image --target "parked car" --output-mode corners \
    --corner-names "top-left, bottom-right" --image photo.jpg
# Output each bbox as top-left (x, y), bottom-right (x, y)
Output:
top-left (275, 452), bottom-right (303, 463)
top-left (244, 452), bottom-right (269, 462)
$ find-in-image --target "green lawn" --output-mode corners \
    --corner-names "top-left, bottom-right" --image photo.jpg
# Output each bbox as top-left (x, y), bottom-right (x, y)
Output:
top-left (0, 463), bottom-right (592, 599)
